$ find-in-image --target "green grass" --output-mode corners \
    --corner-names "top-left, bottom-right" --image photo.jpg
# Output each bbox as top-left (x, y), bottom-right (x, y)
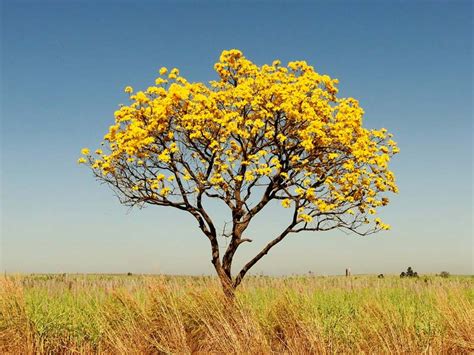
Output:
top-left (1, 274), bottom-right (473, 353)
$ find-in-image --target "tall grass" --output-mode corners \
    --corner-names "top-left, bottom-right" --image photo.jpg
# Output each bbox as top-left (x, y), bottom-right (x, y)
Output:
top-left (1, 274), bottom-right (473, 353)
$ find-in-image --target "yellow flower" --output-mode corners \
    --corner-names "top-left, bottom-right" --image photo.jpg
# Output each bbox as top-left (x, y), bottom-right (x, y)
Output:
top-left (277, 133), bottom-right (287, 143)
top-left (170, 68), bottom-right (179, 76)
top-left (81, 148), bottom-right (90, 155)
top-left (159, 67), bottom-right (168, 75)
top-left (158, 151), bottom-right (171, 163)
top-left (245, 172), bottom-right (255, 182)
top-left (299, 214), bottom-right (313, 223)
top-left (95, 149), bottom-right (103, 155)
top-left (317, 200), bottom-right (332, 212)
top-left (169, 142), bottom-right (178, 153)
top-left (305, 188), bottom-right (315, 199)
top-left (124, 86), bottom-right (133, 94)
top-left (294, 187), bottom-right (304, 196)
top-left (77, 157), bottom-right (87, 164)
top-left (281, 199), bottom-right (291, 208)
top-left (160, 187), bottom-right (171, 196)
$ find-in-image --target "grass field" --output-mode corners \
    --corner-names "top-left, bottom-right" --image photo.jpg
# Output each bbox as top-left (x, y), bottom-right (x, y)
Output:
top-left (1, 274), bottom-right (473, 354)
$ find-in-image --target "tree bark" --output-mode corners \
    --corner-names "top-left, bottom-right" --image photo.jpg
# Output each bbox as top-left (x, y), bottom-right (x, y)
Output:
top-left (214, 261), bottom-right (236, 300)
top-left (221, 279), bottom-right (236, 301)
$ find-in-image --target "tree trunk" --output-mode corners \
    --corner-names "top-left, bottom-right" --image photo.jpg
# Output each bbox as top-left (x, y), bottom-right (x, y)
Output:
top-left (221, 281), bottom-right (236, 301)
top-left (215, 265), bottom-right (236, 301)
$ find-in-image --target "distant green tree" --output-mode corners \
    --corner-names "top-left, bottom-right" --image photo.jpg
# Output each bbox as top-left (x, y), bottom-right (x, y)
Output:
top-left (400, 267), bottom-right (418, 278)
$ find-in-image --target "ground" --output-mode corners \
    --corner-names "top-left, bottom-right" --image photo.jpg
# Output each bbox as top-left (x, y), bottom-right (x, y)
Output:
top-left (1, 274), bottom-right (473, 353)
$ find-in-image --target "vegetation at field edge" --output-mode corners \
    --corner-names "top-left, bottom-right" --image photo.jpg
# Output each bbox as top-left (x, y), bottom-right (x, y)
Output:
top-left (1, 274), bottom-right (473, 353)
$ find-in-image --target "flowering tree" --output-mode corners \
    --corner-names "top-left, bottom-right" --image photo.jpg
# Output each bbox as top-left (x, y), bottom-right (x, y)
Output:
top-left (79, 49), bottom-right (399, 297)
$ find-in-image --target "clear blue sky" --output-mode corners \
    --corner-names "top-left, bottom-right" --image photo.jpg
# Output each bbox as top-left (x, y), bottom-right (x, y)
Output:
top-left (1, 0), bottom-right (472, 275)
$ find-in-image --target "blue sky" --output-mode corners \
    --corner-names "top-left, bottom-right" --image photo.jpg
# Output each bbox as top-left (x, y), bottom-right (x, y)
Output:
top-left (1, 0), bottom-right (472, 275)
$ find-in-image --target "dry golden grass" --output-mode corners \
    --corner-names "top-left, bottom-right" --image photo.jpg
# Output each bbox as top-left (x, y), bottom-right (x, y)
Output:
top-left (1, 274), bottom-right (473, 354)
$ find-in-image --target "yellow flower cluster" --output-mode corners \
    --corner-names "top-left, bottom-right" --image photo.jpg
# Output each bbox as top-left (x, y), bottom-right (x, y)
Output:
top-left (80, 49), bottom-right (399, 231)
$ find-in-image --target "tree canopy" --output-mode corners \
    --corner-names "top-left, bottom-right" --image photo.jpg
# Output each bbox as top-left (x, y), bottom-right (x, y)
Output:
top-left (79, 49), bottom-right (399, 295)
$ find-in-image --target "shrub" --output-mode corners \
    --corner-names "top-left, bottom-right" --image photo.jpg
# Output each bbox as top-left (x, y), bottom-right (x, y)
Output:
top-left (400, 267), bottom-right (419, 278)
